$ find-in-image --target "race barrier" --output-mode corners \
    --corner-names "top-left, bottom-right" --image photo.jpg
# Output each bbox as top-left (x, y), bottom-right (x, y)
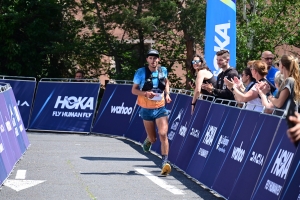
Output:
top-left (0, 83), bottom-right (30, 185)
top-left (0, 76), bottom-right (36, 129)
top-left (91, 83), bottom-right (298, 200)
top-left (0, 79), bottom-right (298, 199)
top-left (28, 78), bottom-right (100, 133)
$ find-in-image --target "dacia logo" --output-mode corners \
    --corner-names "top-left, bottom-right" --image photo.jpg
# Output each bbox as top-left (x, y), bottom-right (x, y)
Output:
top-left (54, 96), bottom-right (94, 110)
top-left (213, 23), bottom-right (230, 76)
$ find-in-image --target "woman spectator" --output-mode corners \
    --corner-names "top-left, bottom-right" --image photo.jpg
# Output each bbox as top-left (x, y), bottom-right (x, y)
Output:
top-left (231, 67), bottom-right (256, 94)
top-left (225, 60), bottom-right (271, 112)
top-left (190, 55), bottom-right (216, 114)
top-left (262, 55), bottom-right (300, 113)
top-left (257, 72), bottom-right (284, 114)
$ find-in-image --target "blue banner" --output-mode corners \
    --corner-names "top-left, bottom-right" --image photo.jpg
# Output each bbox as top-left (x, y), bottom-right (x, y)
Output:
top-left (229, 115), bottom-right (281, 200)
top-left (185, 103), bottom-right (229, 180)
top-left (175, 100), bottom-right (212, 171)
top-left (251, 121), bottom-right (296, 199)
top-left (205, 0), bottom-right (236, 76)
top-left (29, 82), bottom-right (100, 133)
top-left (0, 79), bottom-right (36, 129)
top-left (92, 84), bottom-right (137, 136)
top-left (211, 110), bottom-right (260, 198)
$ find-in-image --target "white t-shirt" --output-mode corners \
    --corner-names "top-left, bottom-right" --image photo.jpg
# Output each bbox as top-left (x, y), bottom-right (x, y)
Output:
top-left (245, 84), bottom-right (263, 112)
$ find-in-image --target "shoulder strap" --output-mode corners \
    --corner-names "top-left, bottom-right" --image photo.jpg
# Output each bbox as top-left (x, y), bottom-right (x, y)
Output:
top-left (144, 65), bottom-right (152, 80)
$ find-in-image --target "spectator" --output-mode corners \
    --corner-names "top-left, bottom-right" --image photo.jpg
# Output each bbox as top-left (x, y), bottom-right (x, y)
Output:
top-left (190, 55), bottom-right (216, 114)
top-left (261, 51), bottom-right (279, 86)
top-left (247, 60), bottom-right (256, 68)
top-left (75, 70), bottom-right (84, 81)
top-left (262, 55), bottom-right (300, 113)
top-left (201, 49), bottom-right (239, 100)
top-left (225, 60), bottom-right (270, 112)
top-left (256, 72), bottom-right (284, 114)
top-left (230, 67), bottom-right (256, 94)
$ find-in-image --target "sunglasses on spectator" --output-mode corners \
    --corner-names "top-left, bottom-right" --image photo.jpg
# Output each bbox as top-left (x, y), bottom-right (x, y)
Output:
top-left (192, 60), bottom-right (201, 64)
top-left (263, 57), bottom-right (274, 60)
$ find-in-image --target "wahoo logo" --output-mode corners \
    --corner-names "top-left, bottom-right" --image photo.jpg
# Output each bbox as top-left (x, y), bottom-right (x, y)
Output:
top-left (231, 142), bottom-right (245, 162)
top-left (213, 23), bottom-right (230, 76)
top-left (202, 125), bottom-right (217, 146)
top-left (111, 103), bottom-right (133, 115)
top-left (271, 149), bottom-right (294, 179)
top-left (250, 151), bottom-right (264, 166)
top-left (17, 100), bottom-right (30, 107)
top-left (54, 96), bottom-right (94, 110)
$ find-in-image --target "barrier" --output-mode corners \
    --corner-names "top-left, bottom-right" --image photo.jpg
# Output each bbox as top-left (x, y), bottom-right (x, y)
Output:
top-left (0, 76), bottom-right (36, 129)
top-left (29, 78), bottom-right (100, 133)
top-left (228, 114), bottom-right (282, 199)
top-left (250, 121), bottom-right (296, 199)
top-left (91, 83), bottom-right (136, 136)
top-left (0, 83), bottom-right (30, 185)
top-left (279, 146), bottom-right (300, 199)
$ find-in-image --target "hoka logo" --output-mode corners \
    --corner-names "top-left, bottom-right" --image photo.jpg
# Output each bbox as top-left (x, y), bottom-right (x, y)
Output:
top-left (213, 23), bottom-right (230, 76)
top-left (271, 149), bottom-right (294, 179)
top-left (111, 103), bottom-right (133, 115)
top-left (54, 96), bottom-right (94, 110)
top-left (17, 100), bottom-right (30, 107)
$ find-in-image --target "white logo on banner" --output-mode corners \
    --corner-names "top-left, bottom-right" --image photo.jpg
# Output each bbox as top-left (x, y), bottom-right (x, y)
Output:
top-left (168, 131), bottom-right (176, 141)
top-left (202, 125), bottom-right (217, 146)
top-left (52, 111), bottom-right (92, 118)
top-left (179, 122), bottom-right (187, 137)
top-left (190, 128), bottom-right (200, 138)
top-left (170, 108), bottom-right (184, 131)
top-left (271, 149), bottom-right (294, 179)
top-left (5, 119), bottom-right (12, 132)
top-left (19, 124), bottom-right (24, 132)
top-left (216, 135), bottom-right (229, 153)
top-left (213, 23), bottom-right (230, 76)
top-left (54, 96), bottom-right (94, 110)
top-left (198, 148), bottom-right (208, 158)
top-left (265, 179), bottom-right (282, 196)
top-left (298, 194), bottom-right (300, 200)
top-left (0, 143), bottom-right (4, 154)
top-left (13, 106), bottom-right (21, 122)
top-left (14, 127), bottom-right (19, 137)
top-left (0, 124), bottom-right (5, 133)
top-left (111, 102), bottom-right (133, 115)
top-left (17, 100), bottom-right (30, 107)
top-left (250, 151), bottom-right (264, 166)
top-left (231, 142), bottom-right (245, 162)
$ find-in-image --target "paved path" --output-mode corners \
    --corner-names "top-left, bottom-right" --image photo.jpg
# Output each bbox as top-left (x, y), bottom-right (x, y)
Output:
top-left (0, 132), bottom-right (224, 200)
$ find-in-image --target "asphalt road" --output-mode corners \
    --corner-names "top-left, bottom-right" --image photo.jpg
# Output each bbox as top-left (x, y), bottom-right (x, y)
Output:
top-left (0, 132), bottom-right (224, 200)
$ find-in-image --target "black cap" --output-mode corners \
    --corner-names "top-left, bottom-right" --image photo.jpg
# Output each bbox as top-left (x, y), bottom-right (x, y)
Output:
top-left (147, 49), bottom-right (159, 57)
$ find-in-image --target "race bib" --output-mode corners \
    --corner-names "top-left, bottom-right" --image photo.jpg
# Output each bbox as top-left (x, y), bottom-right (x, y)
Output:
top-left (148, 88), bottom-right (163, 101)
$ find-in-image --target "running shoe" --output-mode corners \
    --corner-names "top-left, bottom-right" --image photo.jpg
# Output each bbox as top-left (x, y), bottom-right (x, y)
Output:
top-left (142, 138), bottom-right (151, 153)
top-left (161, 162), bottom-right (171, 176)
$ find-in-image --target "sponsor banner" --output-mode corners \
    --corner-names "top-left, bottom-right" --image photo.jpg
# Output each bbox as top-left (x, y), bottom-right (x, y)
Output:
top-left (1, 79), bottom-right (36, 129)
top-left (185, 103), bottom-right (230, 180)
top-left (199, 106), bottom-right (242, 188)
top-left (251, 121), bottom-right (296, 199)
top-left (229, 115), bottom-right (281, 200)
top-left (175, 100), bottom-right (212, 171)
top-left (0, 92), bottom-right (22, 164)
top-left (205, 0), bottom-right (236, 76)
top-left (2, 88), bottom-right (27, 154)
top-left (211, 110), bottom-right (260, 198)
top-left (29, 82), bottom-right (100, 133)
top-left (150, 93), bottom-right (179, 155)
top-left (167, 94), bottom-right (193, 164)
top-left (92, 84), bottom-right (136, 136)
top-left (279, 146), bottom-right (300, 200)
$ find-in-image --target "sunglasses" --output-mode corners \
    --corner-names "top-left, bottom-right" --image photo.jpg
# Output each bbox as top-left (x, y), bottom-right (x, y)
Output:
top-left (192, 60), bottom-right (201, 64)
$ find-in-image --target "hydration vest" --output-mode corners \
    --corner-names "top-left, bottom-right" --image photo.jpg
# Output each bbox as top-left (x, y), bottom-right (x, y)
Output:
top-left (141, 66), bottom-right (166, 91)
